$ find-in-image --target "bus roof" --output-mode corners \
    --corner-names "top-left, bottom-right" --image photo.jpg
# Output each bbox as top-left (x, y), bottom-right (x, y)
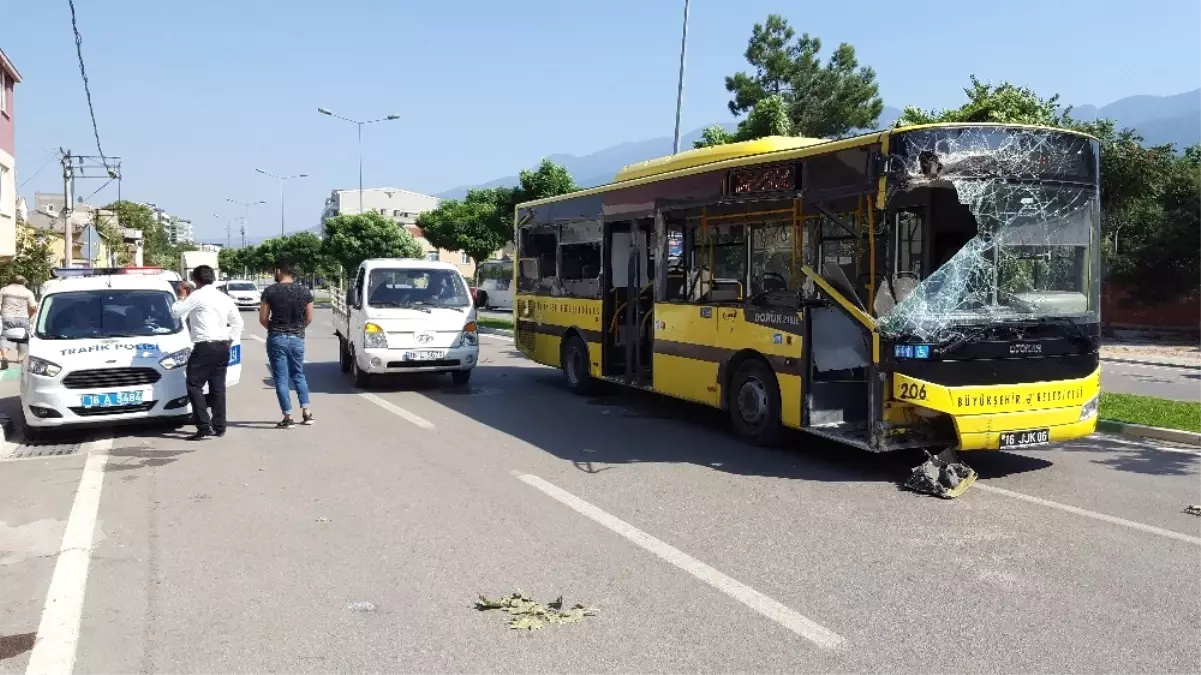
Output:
top-left (516, 122), bottom-right (1099, 210)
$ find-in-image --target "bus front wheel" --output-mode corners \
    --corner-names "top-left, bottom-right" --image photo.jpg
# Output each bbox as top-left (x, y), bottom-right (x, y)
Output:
top-left (561, 336), bottom-right (594, 395)
top-left (728, 359), bottom-right (782, 446)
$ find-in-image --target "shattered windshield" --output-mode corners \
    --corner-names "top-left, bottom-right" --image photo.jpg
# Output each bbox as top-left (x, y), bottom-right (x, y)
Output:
top-left (878, 127), bottom-right (1101, 343)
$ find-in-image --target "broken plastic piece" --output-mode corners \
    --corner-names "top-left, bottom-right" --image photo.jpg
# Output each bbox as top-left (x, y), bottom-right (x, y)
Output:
top-left (904, 448), bottom-right (978, 499)
top-left (1184, 505), bottom-right (1201, 517)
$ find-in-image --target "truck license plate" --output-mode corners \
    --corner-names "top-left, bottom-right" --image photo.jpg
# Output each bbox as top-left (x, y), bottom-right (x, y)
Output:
top-left (999, 428), bottom-right (1050, 449)
top-left (403, 350), bottom-right (446, 362)
top-left (81, 391), bottom-right (145, 408)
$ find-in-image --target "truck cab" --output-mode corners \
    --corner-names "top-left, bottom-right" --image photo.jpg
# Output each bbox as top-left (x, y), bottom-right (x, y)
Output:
top-left (332, 259), bottom-right (479, 388)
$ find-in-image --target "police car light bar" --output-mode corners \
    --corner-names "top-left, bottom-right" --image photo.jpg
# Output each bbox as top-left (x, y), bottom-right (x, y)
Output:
top-left (51, 266), bottom-right (166, 279)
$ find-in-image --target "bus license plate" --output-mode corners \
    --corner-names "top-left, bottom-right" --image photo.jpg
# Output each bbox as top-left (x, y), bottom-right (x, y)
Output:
top-left (999, 428), bottom-right (1050, 449)
top-left (81, 391), bottom-right (145, 408)
top-left (402, 350), bottom-right (446, 362)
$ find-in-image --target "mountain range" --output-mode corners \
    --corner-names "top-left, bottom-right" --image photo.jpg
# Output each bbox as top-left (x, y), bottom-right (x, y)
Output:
top-left (436, 89), bottom-right (1200, 199)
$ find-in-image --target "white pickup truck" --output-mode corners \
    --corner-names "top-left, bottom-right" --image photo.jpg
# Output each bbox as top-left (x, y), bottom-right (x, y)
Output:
top-left (331, 258), bottom-right (479, 388)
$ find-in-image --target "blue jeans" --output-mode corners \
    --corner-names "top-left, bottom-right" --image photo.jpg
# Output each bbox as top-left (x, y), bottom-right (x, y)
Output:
top-left (266, 333), bottom-right (311, 414)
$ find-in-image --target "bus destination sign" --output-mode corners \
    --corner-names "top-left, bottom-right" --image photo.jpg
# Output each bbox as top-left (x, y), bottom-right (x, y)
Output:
top-left (727, 164), bottom-right (797, 196)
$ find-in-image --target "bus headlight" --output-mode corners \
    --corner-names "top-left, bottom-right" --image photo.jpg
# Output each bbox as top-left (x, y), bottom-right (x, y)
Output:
top-left (460, 322), bottom-right (478, 347)
top-left (27, 356), bottom-right (62, 377)
top-left (364, 322), bottom-right (388, 349)
top-left (159, 348), bottom-right (192, 370)
top-left (1079, 395), bottom-right (1099, 421)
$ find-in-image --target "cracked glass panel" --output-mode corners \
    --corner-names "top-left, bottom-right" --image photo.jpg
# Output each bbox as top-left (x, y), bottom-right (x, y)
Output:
top-left (878, 127), bottom-right (1101, 343)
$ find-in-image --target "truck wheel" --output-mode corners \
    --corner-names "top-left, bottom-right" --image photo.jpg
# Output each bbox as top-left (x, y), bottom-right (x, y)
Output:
top-left (338, 337), bottom-right (351, 373)
top-left (476, 290), bottom-right (489, 309)
top-left (451, 369), bottom-right (472, 386)
top-left (727, 359), bottom-right (782, 446)
top-left (350, 348), bottom-right (372, 388)
top-left (561, 336), bottom-right (593, 395)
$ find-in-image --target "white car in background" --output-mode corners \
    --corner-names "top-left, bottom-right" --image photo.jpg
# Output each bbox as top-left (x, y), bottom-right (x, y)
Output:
top-left (221, 280), bottom-right (262, 311)
top-left (20, 269), bottom-right (243, 438)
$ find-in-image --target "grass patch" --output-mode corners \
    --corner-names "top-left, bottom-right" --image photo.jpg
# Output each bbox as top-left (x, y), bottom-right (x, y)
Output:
top-left (1100, 392), bottom-right (1201, 433)
top-left (478, 316), bottom-right (514, 331)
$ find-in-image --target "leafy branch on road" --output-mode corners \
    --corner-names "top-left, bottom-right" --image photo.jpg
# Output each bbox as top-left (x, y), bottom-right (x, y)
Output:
top-left (474, 592), bottom-right (598, 631)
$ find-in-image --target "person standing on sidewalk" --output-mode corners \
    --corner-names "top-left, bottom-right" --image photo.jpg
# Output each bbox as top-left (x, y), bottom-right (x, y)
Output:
top-left (259, 261), bottom-right (314, 428)
top-left (0, 276), bottom-right (37, 368)
top-left (171, 265), bottom-right (244, 441)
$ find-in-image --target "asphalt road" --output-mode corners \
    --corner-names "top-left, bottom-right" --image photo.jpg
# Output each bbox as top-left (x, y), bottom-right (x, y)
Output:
top-left (1, 309), bottom-right (1198, 673)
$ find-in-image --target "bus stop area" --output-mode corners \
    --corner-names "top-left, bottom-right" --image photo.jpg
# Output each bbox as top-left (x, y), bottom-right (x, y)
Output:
top-left (0, 308), bottom-right (1197, 674)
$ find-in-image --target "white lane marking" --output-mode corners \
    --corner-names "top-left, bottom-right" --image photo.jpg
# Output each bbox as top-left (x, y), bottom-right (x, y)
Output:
top-left (515, 472), bottom-right (845, 650)
top-left (248, 335), bottom-right (266, 343)
top-left (358, 392), bottom-right (435, 430)
top-left (26, 436), bottom-right (114, 675)
top-left (975, 483), bottom-right (1201, 547)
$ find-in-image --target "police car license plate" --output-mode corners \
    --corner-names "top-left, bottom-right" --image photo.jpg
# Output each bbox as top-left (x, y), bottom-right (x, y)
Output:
top-left (402, 350), bottom-right (446, 362)
top-left (80, 391), bottom-right (145, 408)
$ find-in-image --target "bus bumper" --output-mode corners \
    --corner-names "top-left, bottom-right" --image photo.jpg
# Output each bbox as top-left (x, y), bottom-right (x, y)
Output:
top-left (954, 406), bottom-right (1099, 451)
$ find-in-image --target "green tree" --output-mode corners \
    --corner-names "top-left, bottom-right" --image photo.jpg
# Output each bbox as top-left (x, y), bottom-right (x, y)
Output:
top-left (895, 76), bottom-right (1065, 127)
top-left (416, 159), bottom-right (578, 264)
top-left (103, 200), bottom-right (179, 268)
top-left (695, 95), bottom-right (793, 148)
top-left (0, 224), bottom-right (56, 288)
top-left (321, 211), bottom-right (423, 276)
top-left (723, 14), bottom-right (883, 140)
top-left (418, 189), bottom-right (510, 266)
top-left (262, 232), bottom-right (325, 277)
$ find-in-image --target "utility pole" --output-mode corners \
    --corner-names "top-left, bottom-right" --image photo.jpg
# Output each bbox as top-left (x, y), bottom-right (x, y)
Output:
top-left (240, 221), bottom-right (246, 248)
top-left (672, 0), bottom-right (691, 155)
top-left (61, 150), bottom-right (74, 267)
top-left (58, 151), bottom-right (122, 268)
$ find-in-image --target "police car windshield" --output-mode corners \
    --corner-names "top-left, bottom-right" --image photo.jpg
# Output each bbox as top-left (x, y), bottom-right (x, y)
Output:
top-left (36, 290), bottom-right (183, 340)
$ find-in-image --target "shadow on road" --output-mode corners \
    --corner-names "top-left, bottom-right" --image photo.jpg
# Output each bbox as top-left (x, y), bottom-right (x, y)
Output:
top-left (398, 362), bottom-right (1054, 488)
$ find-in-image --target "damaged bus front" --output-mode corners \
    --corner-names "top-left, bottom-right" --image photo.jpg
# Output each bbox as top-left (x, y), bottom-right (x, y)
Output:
top-left (874, 125), bottom-right (1102, 462)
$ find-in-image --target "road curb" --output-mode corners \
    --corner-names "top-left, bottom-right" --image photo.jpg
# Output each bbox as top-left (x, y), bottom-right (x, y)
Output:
top-left (480, 326), bottom-right (514, 337)
top-left (1101, 356), bottom-right (1201, 371)
top-left (1098, 420), bottom-right (1201, 446)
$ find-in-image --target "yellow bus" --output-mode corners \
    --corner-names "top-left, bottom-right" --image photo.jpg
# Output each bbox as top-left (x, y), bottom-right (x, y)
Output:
top-left (512, 123), bottom-right (1102, 460)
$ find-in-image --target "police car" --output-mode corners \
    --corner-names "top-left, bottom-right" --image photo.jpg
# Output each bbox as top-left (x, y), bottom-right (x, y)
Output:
top-left (20, 268), bottom-right (242, 436)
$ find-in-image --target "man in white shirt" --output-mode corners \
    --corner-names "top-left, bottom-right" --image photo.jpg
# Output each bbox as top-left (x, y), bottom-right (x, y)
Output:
top-left (171, 265), bottom-right (244, 440)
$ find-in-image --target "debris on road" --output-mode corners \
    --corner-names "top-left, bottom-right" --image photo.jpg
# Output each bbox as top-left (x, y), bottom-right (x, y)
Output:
top-left (315, 517), bottom-right (330, 523)
top-left (474, 592), bottom-right (598, 631)
top-left (904, 448), bottom-right (978, 499)
top-left (347, 601), bottom-right (377, 612)
top-left (1184, 505), bottom-right (1201, 517)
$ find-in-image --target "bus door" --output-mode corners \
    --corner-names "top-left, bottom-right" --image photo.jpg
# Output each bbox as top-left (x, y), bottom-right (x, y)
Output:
top-left (605, 219), bottom-right (654, 385)
top-left (652, 218), bottom-right (720, 406)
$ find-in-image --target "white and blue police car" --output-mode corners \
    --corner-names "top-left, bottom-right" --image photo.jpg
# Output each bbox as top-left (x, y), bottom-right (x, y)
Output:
top-left (20, 268), bottom-right (242, 436)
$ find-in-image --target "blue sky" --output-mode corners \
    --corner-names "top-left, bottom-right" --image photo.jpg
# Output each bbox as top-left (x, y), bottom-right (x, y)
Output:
top-left (6, 0), bottom-right (1199, 243)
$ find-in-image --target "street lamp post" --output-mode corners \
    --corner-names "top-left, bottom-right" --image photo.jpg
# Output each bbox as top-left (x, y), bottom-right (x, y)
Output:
top-left (226, 198), bottom-right (266, 247)
top-left (316, 108), bottom-right (400, 213)
top-left (214, 214), bottom-right (228, 249)
top-left (672, 0), bottom-right (691, 155)
top-left (255, 169), bottom-right (310, 236)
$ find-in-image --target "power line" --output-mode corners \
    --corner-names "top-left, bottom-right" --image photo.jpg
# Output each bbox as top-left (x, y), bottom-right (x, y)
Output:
top-left (18, 149), bottom-right (60, 188)
top-left (67, 0), bottom-right (106, 161)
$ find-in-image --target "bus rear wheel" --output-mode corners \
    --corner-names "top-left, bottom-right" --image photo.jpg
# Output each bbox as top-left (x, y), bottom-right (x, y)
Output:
top-left (561, 336), bottom-right (593, 395)
top-left (728, 359), bottom-right (782, 446)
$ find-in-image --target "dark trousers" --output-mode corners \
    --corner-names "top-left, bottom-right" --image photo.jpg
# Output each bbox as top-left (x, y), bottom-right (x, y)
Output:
top-left (186, 340), bottom-right (230, 433)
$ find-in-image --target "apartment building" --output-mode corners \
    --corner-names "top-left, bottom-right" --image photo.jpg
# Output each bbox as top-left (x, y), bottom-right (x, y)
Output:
top-left (0, 49), bottom-right (22, 260)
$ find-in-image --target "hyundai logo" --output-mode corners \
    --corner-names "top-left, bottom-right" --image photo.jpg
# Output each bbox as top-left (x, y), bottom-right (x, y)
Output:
top-left (417, 333), bottom-right (434, 344)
